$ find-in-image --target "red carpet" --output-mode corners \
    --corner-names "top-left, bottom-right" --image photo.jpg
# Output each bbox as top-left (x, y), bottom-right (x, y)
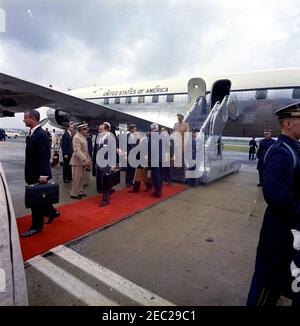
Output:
top-left (17, 184), bottom-right (186, 261)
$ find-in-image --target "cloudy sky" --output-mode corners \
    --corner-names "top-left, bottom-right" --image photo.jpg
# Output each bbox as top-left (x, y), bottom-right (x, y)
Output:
top-left (0, 0), bottom-right (300, 128)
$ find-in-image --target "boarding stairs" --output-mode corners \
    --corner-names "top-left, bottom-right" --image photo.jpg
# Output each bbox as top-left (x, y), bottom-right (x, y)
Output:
top-left (171, 95), bottom-right (241, 184)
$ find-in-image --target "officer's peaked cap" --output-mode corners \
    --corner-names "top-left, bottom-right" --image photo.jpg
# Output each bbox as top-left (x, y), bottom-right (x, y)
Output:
top-left (128, 123), bottom-right (136, 129)
top-left (150, 123), bottom-right (159, 130)
top-left (264, 129), bottom-right (272, 133)
top-left (274, 102), bottom-right (300, 119)
top-left (76, 121), bottom-right (88, 129)
top-left (103, 121), bottom-right (111, 130)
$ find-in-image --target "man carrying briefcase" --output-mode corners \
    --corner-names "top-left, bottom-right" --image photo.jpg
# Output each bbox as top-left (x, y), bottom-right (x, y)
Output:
top-left (96, 123), bottom-right (119, 207)
top-left (22, 110), bottom-right (60, 237)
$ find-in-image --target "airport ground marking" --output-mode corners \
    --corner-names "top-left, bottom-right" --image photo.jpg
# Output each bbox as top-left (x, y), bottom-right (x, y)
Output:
top-left (32, 256), bottom-right (118, 306)
top-left (52, 245), bottom-right (175, 306)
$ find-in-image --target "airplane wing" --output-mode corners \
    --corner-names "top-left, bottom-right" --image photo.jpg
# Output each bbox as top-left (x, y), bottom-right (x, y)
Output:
top-left (0, 72), bottom-right (153, 128)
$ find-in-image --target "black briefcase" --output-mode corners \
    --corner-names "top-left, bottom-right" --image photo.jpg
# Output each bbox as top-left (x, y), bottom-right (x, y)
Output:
top-left (25, 181), bottom-right (59, 208)
top-left (103, 169), bottom-right (120, 189)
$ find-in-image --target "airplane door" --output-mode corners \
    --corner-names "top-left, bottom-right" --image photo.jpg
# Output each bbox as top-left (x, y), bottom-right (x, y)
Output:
top-left (210, 79), bottom-right (231, 110)
top-left (187, 78), bottom-right (206, 108)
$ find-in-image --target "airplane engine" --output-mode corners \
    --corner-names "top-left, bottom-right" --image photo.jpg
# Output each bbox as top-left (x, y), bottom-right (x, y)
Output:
top-left (46, 108), bottom-right (79, 128)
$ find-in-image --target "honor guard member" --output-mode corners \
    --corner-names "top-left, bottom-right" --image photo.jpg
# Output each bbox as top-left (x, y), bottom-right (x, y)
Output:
top-left (60, 123), bottom-right (74, 183)
top-left (70, 122), bottom-right (91, 199)
top-left (22, 110), bottom-right (60, 237)
top-left (247, 102), bottom-right (300, 306)
top-left (256, 129), bottom-right (276, 186)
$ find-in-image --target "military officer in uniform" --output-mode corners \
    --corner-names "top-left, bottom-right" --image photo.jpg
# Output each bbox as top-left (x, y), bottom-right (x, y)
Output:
top-left (247, 102), bottom-right (300, 306)
top-left (70, 122), bottom-right (91, 199)
top-left (256, 129), bottom-right (276, 186)
top-left (172, 113), bottom-right (189, 168)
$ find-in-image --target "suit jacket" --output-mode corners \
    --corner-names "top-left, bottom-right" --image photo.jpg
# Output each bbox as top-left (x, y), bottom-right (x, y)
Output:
top-left (25, 126), bottom-right (52, 184)
top-left (70, 132), bottom-right (90, 166)
top-left (61, 130), bottom-right (73, 157)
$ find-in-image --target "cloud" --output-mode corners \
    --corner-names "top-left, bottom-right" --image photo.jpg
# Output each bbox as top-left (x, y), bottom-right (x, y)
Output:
top-left (1, 0), bottom-right (300, 128)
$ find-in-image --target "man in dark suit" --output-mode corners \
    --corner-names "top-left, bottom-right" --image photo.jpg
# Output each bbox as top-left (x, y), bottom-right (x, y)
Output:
top-left (22, 110), bottom-right (60, 237)
top-left (95, 123), bottom-right (116, 207)
top-left (60, 123), bottom-right (74, 183)
top-left (126, 124), bottom-right (137, 187)
top-left (148, 123), bottom-right (163, 198)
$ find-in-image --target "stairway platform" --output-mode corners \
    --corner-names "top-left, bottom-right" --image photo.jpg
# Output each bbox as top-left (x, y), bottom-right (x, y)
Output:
top-left (170, 159), bottom-right (241, 185)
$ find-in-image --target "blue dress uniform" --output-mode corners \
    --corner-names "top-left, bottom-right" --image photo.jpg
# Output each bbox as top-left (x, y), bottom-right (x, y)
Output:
top-left (247, 103), bottom-right (300, 306)
top-left (256, 134), bottom-right (276, 186)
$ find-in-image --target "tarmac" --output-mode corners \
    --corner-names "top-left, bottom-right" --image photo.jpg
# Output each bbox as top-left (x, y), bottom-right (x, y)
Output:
top-left (0, 138), bottom-right (268, 306)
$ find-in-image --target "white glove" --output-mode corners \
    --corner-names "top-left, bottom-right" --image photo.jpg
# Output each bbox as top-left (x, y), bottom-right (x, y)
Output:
top-left (291, 261), bottom-right (300, 278)
top-left (291, 229), bottom-right (300, 250)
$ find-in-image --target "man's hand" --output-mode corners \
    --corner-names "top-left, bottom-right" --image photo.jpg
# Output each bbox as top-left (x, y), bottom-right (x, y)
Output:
top-left (38, 176), bottom-right (48, 183)
top-left (64, 155), bottom-right (68, 159)
top-left (82, 159), bottom-right (91, 167)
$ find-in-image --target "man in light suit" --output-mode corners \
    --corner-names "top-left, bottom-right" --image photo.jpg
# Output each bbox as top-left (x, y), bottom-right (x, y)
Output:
top-left (69, 122), bottom-right (91, 199)
top-left (22, 110), bottom-right (60, 237)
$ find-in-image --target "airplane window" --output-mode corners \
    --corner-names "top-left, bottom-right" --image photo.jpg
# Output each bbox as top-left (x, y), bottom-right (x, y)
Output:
top-left (166, 94), bottom-right (174, 103)
top-left (126, 97), bottom-right (132, 104)
top-left (152, 95), bottom-right (159, 103)
top-left (292, 88), bottom-right (300, 99)
top-left (104, 98), bottom-right (109, 105)
top-left (255, 89), bottom-right (267, 100)
top-left (115, 98), bottom-right (120, 104)
top-left (138, 96), bottom-right (145, 104)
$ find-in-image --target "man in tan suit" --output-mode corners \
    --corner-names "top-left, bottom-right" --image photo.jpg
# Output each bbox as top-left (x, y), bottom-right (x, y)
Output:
top-left (172, 113), bottom-right (189, 167)
top-left (70, 122), bottom-right (91, 199)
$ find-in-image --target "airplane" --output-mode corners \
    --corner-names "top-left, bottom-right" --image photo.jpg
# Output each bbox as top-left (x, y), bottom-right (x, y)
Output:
top-left (1, 67), bottom-right (300, 137)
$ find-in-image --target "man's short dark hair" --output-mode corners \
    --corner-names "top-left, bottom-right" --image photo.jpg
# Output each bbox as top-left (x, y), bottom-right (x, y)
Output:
top-left (26, 110), bottom-right (40, 122)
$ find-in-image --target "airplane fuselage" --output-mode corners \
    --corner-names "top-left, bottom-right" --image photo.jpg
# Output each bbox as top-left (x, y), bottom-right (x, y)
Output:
top-left (66, 68), bottom-right (300, 136)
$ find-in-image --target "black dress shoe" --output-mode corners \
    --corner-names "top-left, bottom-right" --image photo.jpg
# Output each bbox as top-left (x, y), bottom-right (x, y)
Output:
top-left (110, 189), bottom-right (116, 194)
top-left (44, 211), bottom-right (60, 224)
top-left (21, 229), bottom-right (42, 237)
top-left (70, 195), bottom-right (82, 199)
top-left (99, 201), bottom-right (109, 207)
top-left (79, 193), bottom-right (87, 197)
top-left (150, 193), bottom-right (161, 198)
